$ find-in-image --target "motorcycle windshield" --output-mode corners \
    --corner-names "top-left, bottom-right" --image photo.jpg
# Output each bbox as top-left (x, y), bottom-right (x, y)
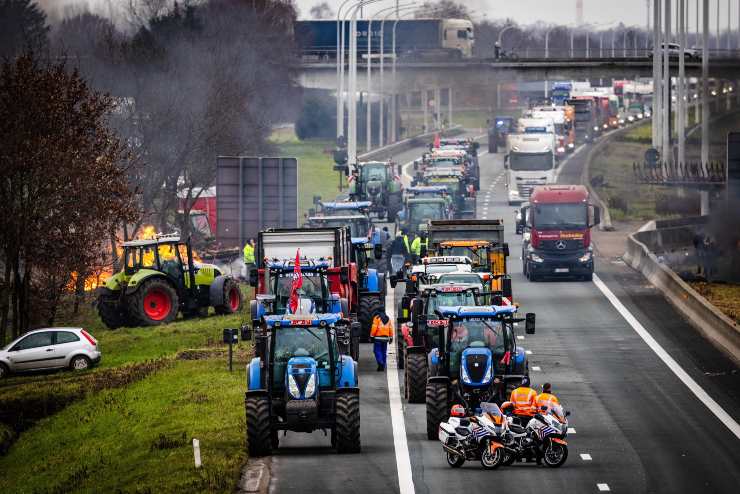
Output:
top-left (480, 402), bottom-right (503, 421)
top-left (547, 404), bottom-right (566, 423)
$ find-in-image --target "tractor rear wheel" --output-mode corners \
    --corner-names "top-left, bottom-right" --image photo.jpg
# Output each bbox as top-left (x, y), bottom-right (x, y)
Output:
top-left (396, 334), bottom-right (404, 369)
top-left (426, 381), bottom-right (448, 440)
top-left (97, 290), bottom-right (129, 329)
top-left (245, 394), bottom-right (272, 457)
top-left (359, 295), bottom-right (383, 342)
top-left (405, 353), bottom-right (427, 404)
top-left (129, 278), bottom-right (178, 326)
top-left (335, 392), bottom-right (361, 453)
top-left (215, 278), bottom-right (242, 315)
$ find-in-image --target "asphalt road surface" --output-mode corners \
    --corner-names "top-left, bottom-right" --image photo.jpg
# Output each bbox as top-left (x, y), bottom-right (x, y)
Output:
top-left (269, 135), bottom-right (740, 494)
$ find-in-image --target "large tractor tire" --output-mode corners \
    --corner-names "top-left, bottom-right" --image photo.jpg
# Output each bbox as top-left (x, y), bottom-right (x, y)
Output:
top-left (97, 289), bottom-right (129, 329)
top-left (245, 394), bottom-right (272, 457)
top-left (426, 381), bottom-right (448, 440)
top-left (405, 353), bottom-right (427, 404)
top-left (128, 278), bottom-right (179, 326)
top-left (215, 278), bottom-right (243, 315)
top-left (358, 295), bottom-right (384, 342)
top-left (335, 392), bottom-right (361, 453)
top-left (396, 334), bottom-right (405, 370)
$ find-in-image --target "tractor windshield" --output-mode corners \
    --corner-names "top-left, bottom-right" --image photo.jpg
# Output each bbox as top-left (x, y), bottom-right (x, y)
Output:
top-left (361, 164), bottom-right (387, 182)
top-left (274, 272), bottom-right (326, 313)
top-left (426, 291), bottom-right (477, 316)
top-left (409, 202), bottom-right (445, 225)
top-left (272, 326), bottom-right (336, 389)
top-left (439, 246), bottom-right (487, 267)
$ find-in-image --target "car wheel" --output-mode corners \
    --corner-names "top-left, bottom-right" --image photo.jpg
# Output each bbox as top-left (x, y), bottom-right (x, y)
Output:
top-left (0, 363), bottom-right (9, 379)
top-left (70, 355), bottom-right (91, 371)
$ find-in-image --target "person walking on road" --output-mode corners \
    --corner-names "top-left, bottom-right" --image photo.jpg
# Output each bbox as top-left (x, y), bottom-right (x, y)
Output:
top-left (370, 311), bottom-right (393, 371)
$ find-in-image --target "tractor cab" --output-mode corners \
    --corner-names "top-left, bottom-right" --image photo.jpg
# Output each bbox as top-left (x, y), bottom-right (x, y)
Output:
top-left (348, 161), bottom-right (403, 220)
top-left (97, 233), bottom-right (241, 328)
top-left (245, 313), bottom-right (360, 455)
top-left (306, 201), bottom-right (378, 242)
top-left (415, 168), bottom-right (475, 218)
top-left (424, 305), bottom-right (536, 437)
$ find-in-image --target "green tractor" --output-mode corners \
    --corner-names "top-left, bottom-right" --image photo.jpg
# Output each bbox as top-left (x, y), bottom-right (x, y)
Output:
top-left (348, 161), bottom-right (403, 221)
top-left (96, 234), bottom-right (242, 328)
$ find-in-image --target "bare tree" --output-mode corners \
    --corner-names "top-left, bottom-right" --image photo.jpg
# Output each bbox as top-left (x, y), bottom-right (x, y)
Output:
top-left (309, 2), bottom-right (334, 20)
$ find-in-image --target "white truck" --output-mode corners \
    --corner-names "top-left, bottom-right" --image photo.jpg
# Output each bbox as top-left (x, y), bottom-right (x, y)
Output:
top-left (504, 133), bottom-right (557, 205)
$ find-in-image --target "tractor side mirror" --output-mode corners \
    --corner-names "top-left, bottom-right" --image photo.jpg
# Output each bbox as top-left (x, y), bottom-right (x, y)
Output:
top-left (248, 268), bottom-right (258, 287)
top-left (502, 277), bottom-right (513, 299)
top-left (504, 154), bottom-right (509, 168)
top-left (373, 243), bottom-right (383, 260)
top-left (525, 313), bottom-right (536, 335)
top-left (240, 324), bottom-right (253, 341)
top-left (591, 204), bottom-right (601, 227)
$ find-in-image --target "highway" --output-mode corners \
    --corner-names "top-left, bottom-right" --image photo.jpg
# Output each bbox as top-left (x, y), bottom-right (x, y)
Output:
top-left (269, 136), bottom-right (740, 494)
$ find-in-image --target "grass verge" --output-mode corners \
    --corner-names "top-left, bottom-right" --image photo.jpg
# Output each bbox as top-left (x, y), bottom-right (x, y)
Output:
top-left (688, 282), bottom-right (740, 324)
top-left (0, 355), bottom-right (248, 494)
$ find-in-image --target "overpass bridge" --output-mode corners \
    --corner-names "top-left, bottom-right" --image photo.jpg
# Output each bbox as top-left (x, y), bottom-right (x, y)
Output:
top-left (299, 56), bottom-right (740, 91)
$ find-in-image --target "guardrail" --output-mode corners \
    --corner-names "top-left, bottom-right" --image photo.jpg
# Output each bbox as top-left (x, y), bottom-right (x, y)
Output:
top-left (357, 125), bottom-right (464, 162)
top-left (623, 226), bottom-right (740, 365)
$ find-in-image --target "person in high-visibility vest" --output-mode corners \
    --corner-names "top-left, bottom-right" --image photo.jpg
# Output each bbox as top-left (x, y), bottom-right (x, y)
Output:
top-left (509, 383), bottom-right (538, 423)
top-left (370, 311), bottom-right (394, 371)
top-left (243, 238), bottom-right (256, 280)
top-left (410, 232), bottom-right (429, 259)
top-left (536, 382), bottom-right (560, 411)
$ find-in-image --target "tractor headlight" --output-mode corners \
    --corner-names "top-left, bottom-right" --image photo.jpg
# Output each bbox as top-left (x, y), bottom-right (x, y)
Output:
top-left (483, 363), bottom-right (492, 384)
top-left (602, 123), bottom-right (608, 129)
top-left (579, 251), bottom-right (592, 263)
top-left (637, 113), bottom-right (644, 119)
top-left (288, 375), bottom-right (301, 398)
top-left (567, 142), bottom-right (575, 149)
top-left (529, 252), bottom-right (544, 263)
top-left (593, 126), bottom-right (599, 132)
top-left (461, 363), bottom-right (472, 384)
top-left (304, 373), bottom-right (316, 397)
top-left (619, 119), bottom-right (625, 125)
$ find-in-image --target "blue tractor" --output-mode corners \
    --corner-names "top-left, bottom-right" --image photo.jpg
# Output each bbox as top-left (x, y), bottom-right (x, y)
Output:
top-left (425, 305), bottom-right (536, 439)
top-left (245, 313), bottom-right (361, 455)
top-left (350, 237), bottom-right (387, 341)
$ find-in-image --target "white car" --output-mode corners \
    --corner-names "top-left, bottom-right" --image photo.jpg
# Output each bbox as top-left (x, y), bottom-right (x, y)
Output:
top-left (0, 327), bottom-right (101, 378)
top-left (649, 43), bottom-right (701, 60)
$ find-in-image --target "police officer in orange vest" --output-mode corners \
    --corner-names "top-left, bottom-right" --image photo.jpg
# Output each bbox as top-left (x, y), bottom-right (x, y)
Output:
top-left (536, 382), bottom-right (560, 411)
top-left (508, 378), bottom-right (538, 425)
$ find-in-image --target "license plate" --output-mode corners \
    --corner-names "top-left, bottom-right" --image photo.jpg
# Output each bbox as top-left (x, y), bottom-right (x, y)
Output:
top-left (554, 268), bottom-right (570, 273)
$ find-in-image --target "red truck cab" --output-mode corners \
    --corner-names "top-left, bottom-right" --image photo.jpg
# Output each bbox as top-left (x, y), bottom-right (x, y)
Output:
top-left (518, 185), bottom-right (600, 281)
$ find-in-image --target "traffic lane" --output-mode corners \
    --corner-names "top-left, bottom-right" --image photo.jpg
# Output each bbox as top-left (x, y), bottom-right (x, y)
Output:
top-left (269, 342), bottom-right (399, 494)
top-left (397, 151), bottom-right (637, 494)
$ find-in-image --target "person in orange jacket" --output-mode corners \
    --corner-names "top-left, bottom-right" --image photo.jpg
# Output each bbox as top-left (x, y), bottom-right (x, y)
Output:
top-left (371, 311), bottom-right (394, 371)
top-left (509, 380), bottom-right (538, 423)
top-left (536, 382), bottom-right (560, 411)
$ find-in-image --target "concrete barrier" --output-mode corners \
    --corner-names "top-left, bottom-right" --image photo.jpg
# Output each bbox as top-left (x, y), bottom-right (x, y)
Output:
top-left (623, 227), bottom-right (740, 365)
top-left (357, 125), bottom-right (465, 162)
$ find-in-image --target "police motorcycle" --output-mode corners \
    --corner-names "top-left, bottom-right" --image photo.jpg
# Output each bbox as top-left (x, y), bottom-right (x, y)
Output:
top-left (500, 401), bottom-right (570, 467)
top-left (438, 402), bottom-right (508, 469)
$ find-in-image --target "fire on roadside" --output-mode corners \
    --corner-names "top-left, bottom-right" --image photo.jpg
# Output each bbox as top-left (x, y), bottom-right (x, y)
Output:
top-left (76, 225), bottom-right (202, 291)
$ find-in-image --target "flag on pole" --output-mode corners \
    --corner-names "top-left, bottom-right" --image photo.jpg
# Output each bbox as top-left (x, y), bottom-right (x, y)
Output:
top-left (289, 249), bottom-right (303, 313)
top-left (500, 350), bottom-right (511, 366)
top-left (433, 133), bottom-right (441, 148)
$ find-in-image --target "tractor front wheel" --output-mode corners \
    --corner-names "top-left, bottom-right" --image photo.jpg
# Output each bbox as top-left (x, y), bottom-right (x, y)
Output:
top-left (359, 296), bottom-right (384, 342)
top-left (129, 278), bottom-right (178, 326)
top-left (426, 381), bottom-right (448, 440)
top-left (405, 353), bottom-right (427, 404)
top-left (215, 278), bottom-right (242, 315)
top-left (335, 392), bottom-right (361, 453)
top-left (245, 394), bottom-right (272, 457)
top-left (97, 290), bottom-right (129, 329)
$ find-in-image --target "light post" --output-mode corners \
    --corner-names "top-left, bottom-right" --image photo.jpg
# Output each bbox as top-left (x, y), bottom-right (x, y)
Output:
top-left (379, 3), bottom-right (415, 147)
top-left (336, 0), bottom-right (354, 139)
top-left (653, 0), bottom-right (662, 149)
top-left (497, 24), bottom-right (516, 58)
top-left (678, 0), bottom-right (686, 167)
top-left (544, 25), bottom-right (558, 59)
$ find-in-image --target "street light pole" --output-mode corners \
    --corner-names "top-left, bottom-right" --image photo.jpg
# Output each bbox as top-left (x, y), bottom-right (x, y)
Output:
top-left (679, 0), bottom-right (686, 166)
top-left (663, 0), bottom-right (672, 164)
top-left (336, 0), bottom-right (354, 139)
top-left (653, 0), bottom-right (662, 149)
top-left (545, 26), bottom-right (557, 59)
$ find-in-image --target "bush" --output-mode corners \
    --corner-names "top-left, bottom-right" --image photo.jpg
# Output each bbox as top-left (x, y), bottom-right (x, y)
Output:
top-left (608, 195), bottom-right (629, 213)
top-left (295, 94), bottom-right (336, 140)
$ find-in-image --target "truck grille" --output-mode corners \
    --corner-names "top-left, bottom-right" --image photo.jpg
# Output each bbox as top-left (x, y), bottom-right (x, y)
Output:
top-left (517, 181), bottom-right (546, 198)
top-left (540, 239), bottom-right (584, 251)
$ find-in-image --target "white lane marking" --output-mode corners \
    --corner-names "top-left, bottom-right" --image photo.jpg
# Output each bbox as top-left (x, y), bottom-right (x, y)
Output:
top-left (385, 284), bottom-right (415, 494)
top-left (517, 335), bottom-right (524, 340)
top-left (597, 484), bottom-right (611, 492)
top-left (593, 274), bottom-right (740, 440)
top-left (567, 427), bottom-right (577, 434)
top-left (525, 350), bottom-right (532, 355)
top-left (532, 366), bottom-right (541, 371)
top-left (580, 453), bottom-right (592, 461)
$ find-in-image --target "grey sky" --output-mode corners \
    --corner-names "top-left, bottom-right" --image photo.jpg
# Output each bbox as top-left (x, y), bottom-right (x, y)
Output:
top-left (38, 0), bottom-right (736, 32)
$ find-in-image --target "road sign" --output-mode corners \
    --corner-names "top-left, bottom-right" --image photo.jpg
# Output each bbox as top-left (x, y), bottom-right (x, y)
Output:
top-left (216, 157), bottom-right (298, 248)
top-left (645, 147), bottom-right (660, 167)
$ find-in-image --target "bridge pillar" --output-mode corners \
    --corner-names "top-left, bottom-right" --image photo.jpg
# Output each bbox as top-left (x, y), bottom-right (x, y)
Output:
top-left (448, 87), bottom-right (453, 128)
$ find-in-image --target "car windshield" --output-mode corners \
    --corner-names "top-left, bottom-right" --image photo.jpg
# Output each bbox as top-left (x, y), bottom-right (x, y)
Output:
top-left (274, 272), bottom-right (325, 311)
top-left (272, 326), bottom-right (335, 388)
top-left (533, 203), bottom-right (587, 229)
top-left (429, 158), bottom-right (459, 167)
top-left (426, 264), bottom-right (465, 274)
top-left (409, 202), bottom-right (445, 224)
top-left (426, 290), bottom-right (477, 316)
top-left (509, 152), bottom-right (553, 171)
top-left (437, 273), bottom-right (481, 284)
top-left (439, 246), bottom-right (487, 267)
top-left (361, 164), bottom-right (387, 181)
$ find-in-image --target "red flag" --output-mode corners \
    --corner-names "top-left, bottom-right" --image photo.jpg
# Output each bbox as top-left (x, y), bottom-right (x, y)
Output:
top-left (500, 350), bottom-right (511, 366)
top-left (289, 249), bottom-right (303, 313)
top-left (433, 133), bottom-right (441, 148)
